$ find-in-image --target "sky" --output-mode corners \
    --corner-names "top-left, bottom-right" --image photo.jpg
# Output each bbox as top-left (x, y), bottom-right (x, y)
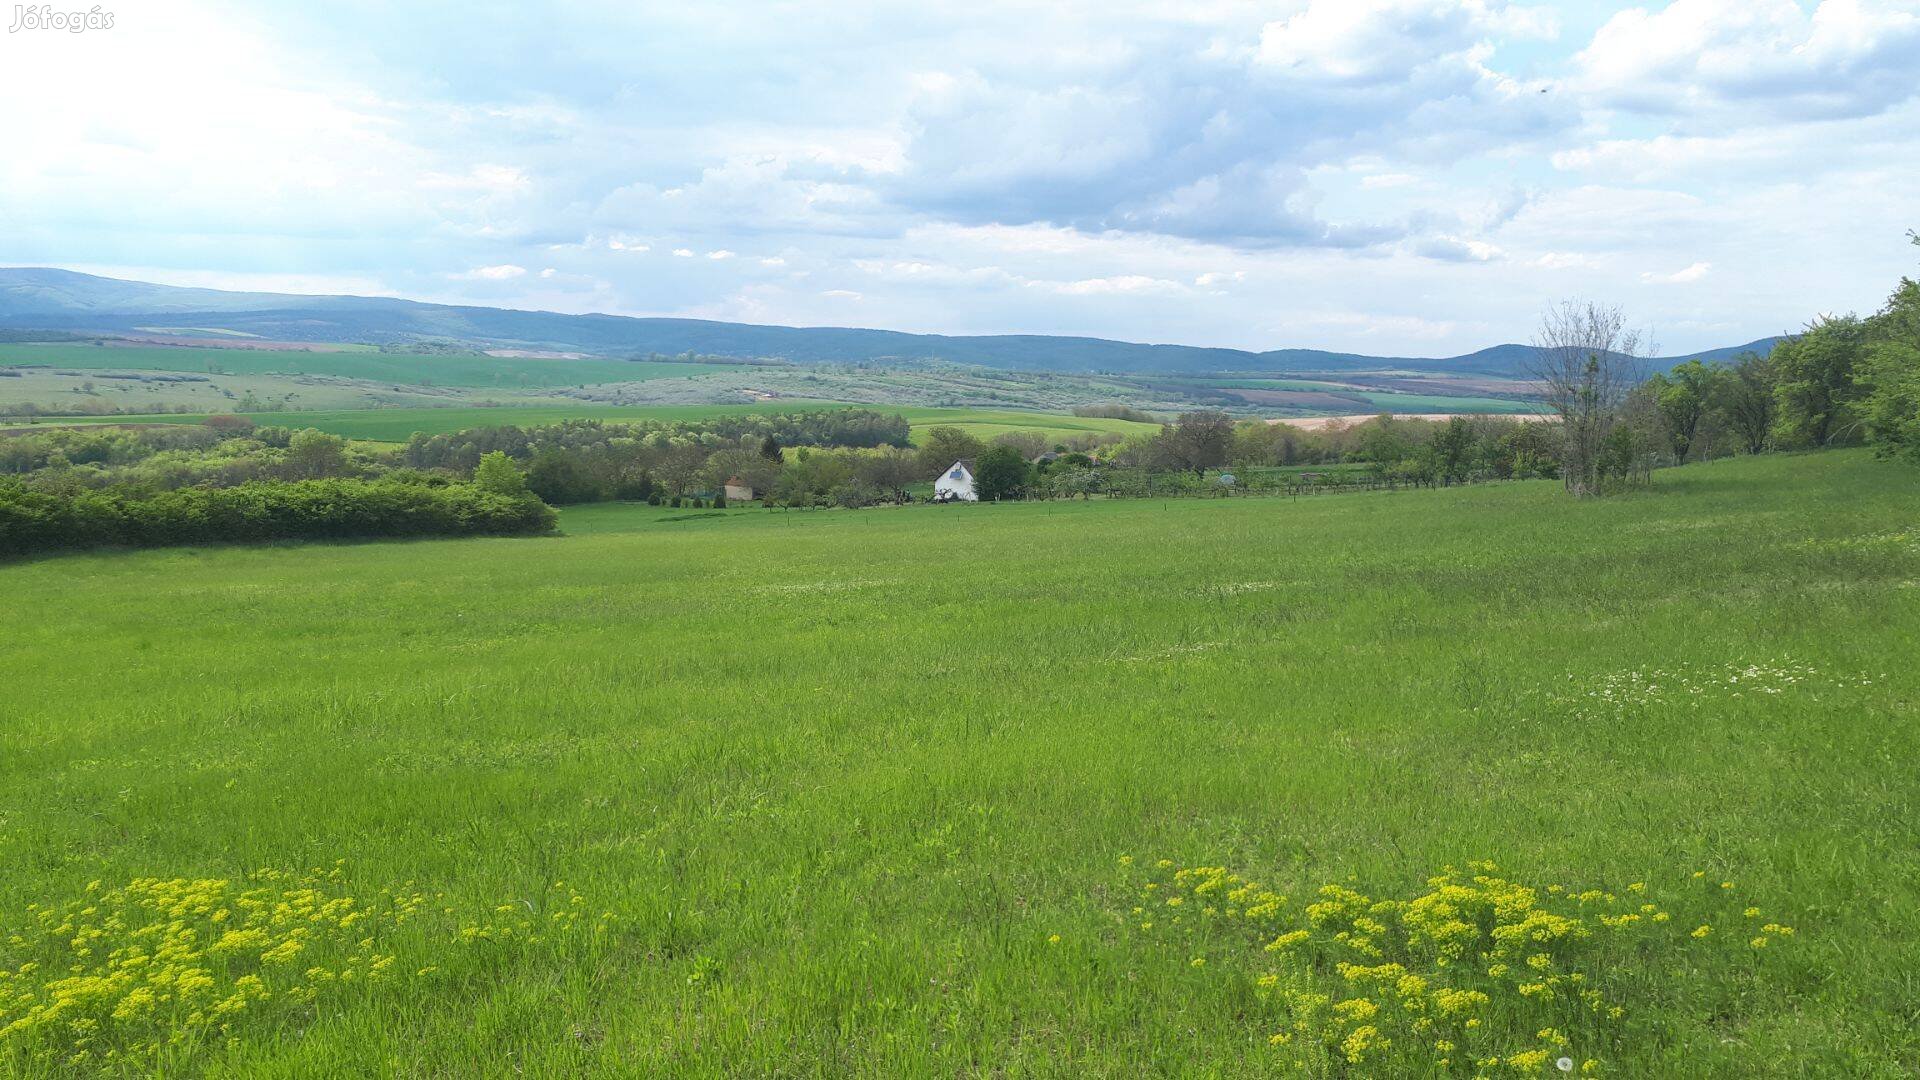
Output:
top-left (1, 0), bottom-right (1916, 356)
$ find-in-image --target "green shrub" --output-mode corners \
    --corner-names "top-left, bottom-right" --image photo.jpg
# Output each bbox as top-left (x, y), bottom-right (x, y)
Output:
top-left (0, 480), bottom-right (556, 559)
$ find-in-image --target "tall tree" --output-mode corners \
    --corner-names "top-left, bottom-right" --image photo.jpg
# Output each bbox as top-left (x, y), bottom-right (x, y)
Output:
top-left (1713, 351), bottom-right (1778, 455)
top-left (1647, 359), bottom-right (1714, 461)
top-left (1528, 301), bottom-right (1648, 497)
top-left (1771, 315), bottom-right (1867, 447)
top-left (916, 426), bottom-right (985, 478)
top-left (1859, 232), bottom-right (1920, 461)
top-left (1160, 411), bottom-right (1235, 475)
top-left (1429, 417), bottom-right (1475, 484)
top-left (971, 445), bottom-right (1031, 501)
top-left (525, 447), bottom-right (598, 504)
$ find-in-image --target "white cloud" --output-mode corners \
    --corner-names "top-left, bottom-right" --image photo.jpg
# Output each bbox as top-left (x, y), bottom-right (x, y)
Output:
top-left (706, 249), bottom-right (735, 260)
top-left (1360, 172), bottom-right (1419, 189)
top-left (1534, 251), bottom-right (1600, 270)
top-left (1643, 261), bottom-right (1713, 284)
top-left (418, 164), bottom-right (530, 195)
top-left (457, 264), bottom-right (527, 280)
top-left (3, 0), bottom-right (1914, 357)
top-left (1039, 275), bottom-right (1186, 296)
top-left (1256, 0), bottom-right (1553, 83)
top-left (1409, 235), bottom-right (1504, 262)
top-left (1576, 0), bottom-right (1920, 121)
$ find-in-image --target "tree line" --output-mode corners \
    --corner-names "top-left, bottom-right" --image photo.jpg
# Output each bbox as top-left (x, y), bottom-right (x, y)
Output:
top-left (1525, 231), bottom-right (1920, 496)
top-left (0, 479), bottom-right (554, 559)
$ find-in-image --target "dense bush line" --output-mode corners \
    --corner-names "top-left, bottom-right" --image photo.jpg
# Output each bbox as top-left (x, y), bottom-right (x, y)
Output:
top-left (0, 479), bottom-right (555, 558)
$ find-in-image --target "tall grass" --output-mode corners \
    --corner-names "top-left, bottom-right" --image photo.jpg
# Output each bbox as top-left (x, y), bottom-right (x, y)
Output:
top-left (0, 450), bottom-right (1914, 1075)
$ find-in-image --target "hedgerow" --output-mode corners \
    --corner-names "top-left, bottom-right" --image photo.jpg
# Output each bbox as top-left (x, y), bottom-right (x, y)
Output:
top-left (0, 479), bottom-right (555, 558)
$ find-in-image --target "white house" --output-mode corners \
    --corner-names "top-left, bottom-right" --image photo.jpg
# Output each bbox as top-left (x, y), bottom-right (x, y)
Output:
top-left (933, 459), bottom-right (977, 502)
top-left (722, 477), bottom-right (755, 503)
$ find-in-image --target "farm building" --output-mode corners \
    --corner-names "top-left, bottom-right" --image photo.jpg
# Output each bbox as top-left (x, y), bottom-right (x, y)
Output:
top-left (934, 460), bottom-right (977, 503)
top-left (723, 477), bottom-right (755, 502)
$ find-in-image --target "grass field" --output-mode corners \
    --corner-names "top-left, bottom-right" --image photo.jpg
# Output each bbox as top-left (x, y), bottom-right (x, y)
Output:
top-left (0, 343), bottom-right (709, 389)
top-left (7, 404), bottom-right (1161, 445)
top-left (1, 451), bottom-right (1916, 1075)
top-left (887, 407), bottom-right (1162, 442)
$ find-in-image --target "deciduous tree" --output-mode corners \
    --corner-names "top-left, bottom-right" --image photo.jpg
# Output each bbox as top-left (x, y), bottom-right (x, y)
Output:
top-left (917, 426), bottom-right (985, 478)
top-left (472, 450), bottom-right (528, 496)
top-left (972, 445), bottom-right (1031, 501)
top-left (1528, 301), bottom-right (1648, 497)
top-left (1771, 315), bottom-right (1866, 448)
top-left (1713, 352), bottom-right (1778, 455)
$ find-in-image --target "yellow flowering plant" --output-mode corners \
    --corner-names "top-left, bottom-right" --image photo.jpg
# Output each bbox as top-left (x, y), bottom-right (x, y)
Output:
top-left (1114, 859), bottom-right (1795, 1077)
top-left (0, 865), bottom-right (614, 1073)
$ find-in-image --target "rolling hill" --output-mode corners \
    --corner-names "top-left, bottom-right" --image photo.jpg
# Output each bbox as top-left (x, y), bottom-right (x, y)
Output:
top-left (0, 268), bottom-right (1780, 377)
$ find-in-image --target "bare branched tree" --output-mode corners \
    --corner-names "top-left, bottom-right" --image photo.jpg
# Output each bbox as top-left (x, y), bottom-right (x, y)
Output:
top-left (1528, 301), bottom-right (1652, 497)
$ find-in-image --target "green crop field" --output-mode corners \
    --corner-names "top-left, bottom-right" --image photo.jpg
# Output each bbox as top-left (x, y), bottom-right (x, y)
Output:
top-left (2, 450), bottom-right (1915, 1076)
top-left (0, 343), bottom-right (715, 389)
top-left (8, 403), bottom-right (1160, 445)
top-left (10, 403), bottom-right (855, 441)
top-left (888, 407), bottom-right (1162, 442)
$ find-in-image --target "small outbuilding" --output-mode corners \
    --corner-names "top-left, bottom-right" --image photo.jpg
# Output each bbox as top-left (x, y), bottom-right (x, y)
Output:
top-left (723, 477), bottom-right (755, 502)
top-left (934, 460), bottom-right (978, 503)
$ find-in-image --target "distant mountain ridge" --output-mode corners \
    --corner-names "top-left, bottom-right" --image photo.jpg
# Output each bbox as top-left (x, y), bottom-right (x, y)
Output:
top-left (0, 268), bottom-right (1781, 377)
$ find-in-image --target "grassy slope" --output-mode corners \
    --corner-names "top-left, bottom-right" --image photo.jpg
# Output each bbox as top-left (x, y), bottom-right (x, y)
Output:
top-left (0, 343), bottom-right (710, 389)
top-left (1, 451), bottom-right (1916, 1075)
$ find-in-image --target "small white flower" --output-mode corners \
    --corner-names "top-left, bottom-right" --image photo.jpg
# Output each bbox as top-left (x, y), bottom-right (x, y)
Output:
top-left (1556, 1058), bottom-right (1575, 1073)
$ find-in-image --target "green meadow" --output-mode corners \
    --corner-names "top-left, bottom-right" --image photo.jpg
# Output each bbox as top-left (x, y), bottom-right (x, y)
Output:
top-left (1, 450), bottom-right (1915, 1075)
